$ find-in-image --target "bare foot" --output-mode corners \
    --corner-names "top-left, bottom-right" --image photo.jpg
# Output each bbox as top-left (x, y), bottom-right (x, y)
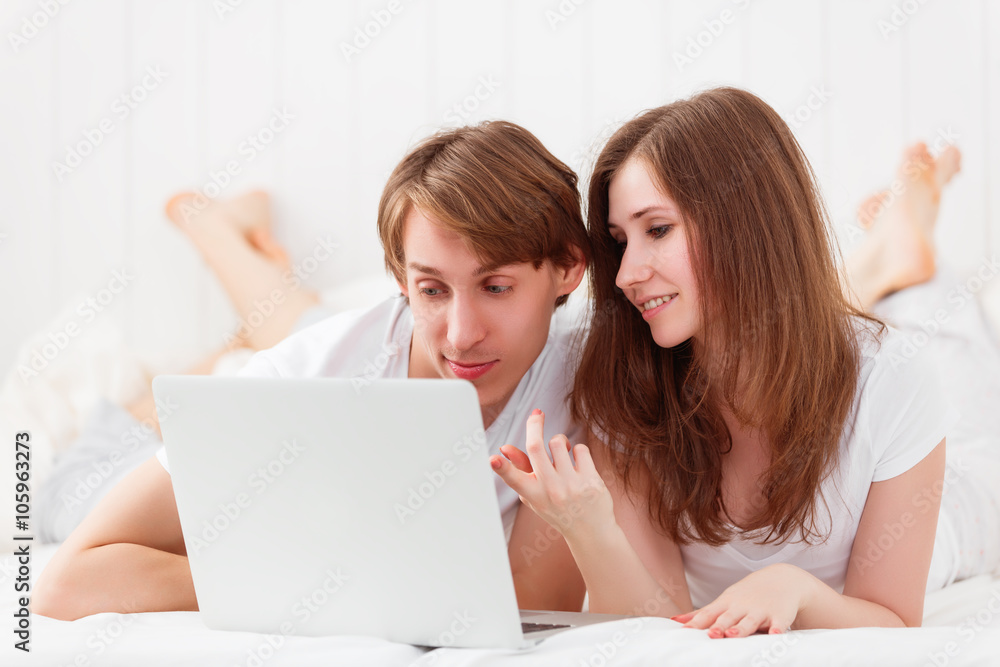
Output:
top-left (165, 190), bottom-right (290, 269)
top-left (845, 142), bottom-right (961, 308)
top-left (856, 190), bottom-right (889, 229)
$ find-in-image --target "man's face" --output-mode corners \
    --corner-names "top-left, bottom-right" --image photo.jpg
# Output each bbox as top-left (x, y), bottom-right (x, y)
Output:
top-left (399, 207), bottom-right (583, 422)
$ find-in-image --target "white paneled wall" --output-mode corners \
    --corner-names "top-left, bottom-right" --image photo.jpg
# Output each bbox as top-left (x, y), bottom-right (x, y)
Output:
top-left (1, 0), bottom-right (997, 381)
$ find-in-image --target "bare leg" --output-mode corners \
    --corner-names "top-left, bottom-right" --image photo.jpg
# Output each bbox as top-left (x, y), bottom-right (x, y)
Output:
top-left (125, 191), bottom-right (325, 437)
top-left (164, 190), bottom-right (321, 351)
top-left (844, 142), bottom-right (961, 310)
top-left (124, 346), bottom-right (235, 439)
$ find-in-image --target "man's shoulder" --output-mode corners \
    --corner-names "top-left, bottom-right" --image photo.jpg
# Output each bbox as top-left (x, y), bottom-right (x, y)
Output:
top-left (240, 296), bottom-right (409, 378)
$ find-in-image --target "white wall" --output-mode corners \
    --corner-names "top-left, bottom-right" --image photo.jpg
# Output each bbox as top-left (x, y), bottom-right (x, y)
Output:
top-left (1, 0), bottom-right (998, 381)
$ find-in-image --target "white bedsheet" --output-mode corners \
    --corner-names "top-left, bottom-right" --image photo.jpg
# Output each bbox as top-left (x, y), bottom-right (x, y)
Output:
top-left (4, 546), bottom-right (999, 666)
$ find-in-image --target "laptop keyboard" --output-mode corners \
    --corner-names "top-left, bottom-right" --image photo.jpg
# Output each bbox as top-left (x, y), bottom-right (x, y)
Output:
top-left (521, 622), bottom-right (572, 634)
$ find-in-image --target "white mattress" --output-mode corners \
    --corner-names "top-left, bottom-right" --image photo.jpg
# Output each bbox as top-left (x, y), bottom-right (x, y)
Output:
top-left (5, 545), bottom-right (999, 666)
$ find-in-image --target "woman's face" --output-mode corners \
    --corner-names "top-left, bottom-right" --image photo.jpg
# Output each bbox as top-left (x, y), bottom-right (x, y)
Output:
top-left (607, 157), bottom-right (702, 349)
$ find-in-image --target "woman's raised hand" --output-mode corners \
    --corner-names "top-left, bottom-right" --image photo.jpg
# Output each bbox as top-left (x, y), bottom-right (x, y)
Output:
top-left (490, 409), bottom-right (616, 541)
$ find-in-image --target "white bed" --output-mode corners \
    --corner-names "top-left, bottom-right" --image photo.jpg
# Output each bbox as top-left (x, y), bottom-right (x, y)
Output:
top-left (4, 286), bottom-right (1000, 666)
top-left (4, 545), bottom-right (998, 666)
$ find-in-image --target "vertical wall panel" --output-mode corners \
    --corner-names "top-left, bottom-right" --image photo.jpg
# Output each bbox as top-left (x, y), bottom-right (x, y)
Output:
top-left (666, 0), bottom-right (747, 98)
top-left (351, 0), bottom-right (435, 280)
top-left (988, 0), bottom-right (1000, 262)
top-left (744, 0), bottom-right (828, 195)
top-left (0, 0), bottom-right (57, 380)
top-left (128, 0), bottom-right (208, 372)
top-left (200, 0), bottom-right (279, 349)
top-left (905, 0), bottom-right (987, 273)
top-left (585, 0), bottom-right (667, 178)
top-left (2, 0), bottom-right (1000, 380)
top-left (51, 0), bottom-right (130, 349)
top-left (507, 0), bottom-right (591, 169)
top-left (825, 0), bottom-right (906, 246)
top-left (276, 1), bottom-right (362, 298)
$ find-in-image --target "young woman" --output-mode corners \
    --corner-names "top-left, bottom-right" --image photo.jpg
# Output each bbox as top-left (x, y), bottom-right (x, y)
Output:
top-left (492, 87), bottom-right (1000, 636)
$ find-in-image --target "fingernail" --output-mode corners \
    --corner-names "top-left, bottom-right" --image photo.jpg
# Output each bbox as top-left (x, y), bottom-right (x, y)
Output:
top-left (532, 408), bottom-right (542, 416)
top-left (490, 457), bottom-right (502, 470)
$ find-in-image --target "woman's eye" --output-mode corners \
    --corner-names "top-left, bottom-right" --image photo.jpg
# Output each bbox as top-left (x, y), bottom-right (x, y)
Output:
top-left (485, 285), bottom-right (511, 295)
top-left (648, 225), bottom-right (672, 240)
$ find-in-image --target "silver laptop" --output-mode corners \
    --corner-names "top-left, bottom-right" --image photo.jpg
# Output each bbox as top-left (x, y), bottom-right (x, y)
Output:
top-left (152, 376), bottom-right (628, 649)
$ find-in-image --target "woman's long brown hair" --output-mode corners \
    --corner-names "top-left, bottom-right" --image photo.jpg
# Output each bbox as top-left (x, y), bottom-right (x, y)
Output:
top-left (571, 87), bottom-right (883, 546)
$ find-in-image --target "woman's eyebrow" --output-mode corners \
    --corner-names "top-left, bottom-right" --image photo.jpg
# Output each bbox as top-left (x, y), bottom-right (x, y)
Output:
top-left (609, 206), bottom-right (676, 230)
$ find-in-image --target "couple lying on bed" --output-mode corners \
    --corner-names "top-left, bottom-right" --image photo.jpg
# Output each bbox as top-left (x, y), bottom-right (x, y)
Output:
top-left (33, 87), bottom-right (1000, 638)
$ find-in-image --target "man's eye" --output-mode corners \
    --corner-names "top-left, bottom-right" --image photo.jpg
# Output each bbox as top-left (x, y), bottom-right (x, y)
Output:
top-left (420, 287), bottom-right (443, 296)
top-left (485, 285), bottom-right (511, 295)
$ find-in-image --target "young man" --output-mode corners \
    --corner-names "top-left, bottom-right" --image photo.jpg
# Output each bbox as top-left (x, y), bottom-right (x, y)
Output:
top-left (33, 121), bottom-right (591, 620)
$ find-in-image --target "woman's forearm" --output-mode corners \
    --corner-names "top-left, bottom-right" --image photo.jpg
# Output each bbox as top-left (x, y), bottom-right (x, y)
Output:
top-left (797, 570), bottom-right (907, 629)
top-left (565, 523), bottom-right (686, 617)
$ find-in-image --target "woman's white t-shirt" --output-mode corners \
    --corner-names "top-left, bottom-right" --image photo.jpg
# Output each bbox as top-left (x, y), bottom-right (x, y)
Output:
top-left (155, 296), bottom-right (587, 536)
top-left (681, 323), bottom-right (960, 607)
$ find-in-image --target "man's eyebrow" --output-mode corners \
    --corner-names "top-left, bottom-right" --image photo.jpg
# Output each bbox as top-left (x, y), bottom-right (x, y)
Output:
top-left (408, 263), bottom-right (442, 277)
top-left (408, 262), bottom-right (505, 278)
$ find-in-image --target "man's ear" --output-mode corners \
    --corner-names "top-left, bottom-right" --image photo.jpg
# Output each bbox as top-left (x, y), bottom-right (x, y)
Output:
top-left (556, 245), bottom-right (587, 297)
top-left (396, 275), bottom-right (409, 298)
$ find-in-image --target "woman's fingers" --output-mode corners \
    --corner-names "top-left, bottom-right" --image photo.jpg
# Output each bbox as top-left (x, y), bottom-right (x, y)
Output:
top-left (767, 612), bottom-right (795, 635)
top-left (682, 606), bottom-right (720, 630)
top-left (721, 611), bottom-right (764, 638)
top-left (523, 410), bottom-right (556, 481)
top-left (490, 454), bottom-right (533, 496)
top-left (707, 609), bottom-right (744, 638)
top-left (500, 444), bottom-right (533, 473)
top-left (548, 433), bottom-right (574, 472)
top-left (671, 611), bottom-right (696, 624)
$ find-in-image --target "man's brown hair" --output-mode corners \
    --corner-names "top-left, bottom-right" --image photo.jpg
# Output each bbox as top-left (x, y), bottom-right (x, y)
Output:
top-left (377, 121), bottom-right (590, 306)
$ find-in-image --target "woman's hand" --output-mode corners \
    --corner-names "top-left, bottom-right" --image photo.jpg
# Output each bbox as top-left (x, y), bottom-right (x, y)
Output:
top-left (490, 409), bottom-right (616, 542)
top-left (672, 564), bottom-right (816, 638)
